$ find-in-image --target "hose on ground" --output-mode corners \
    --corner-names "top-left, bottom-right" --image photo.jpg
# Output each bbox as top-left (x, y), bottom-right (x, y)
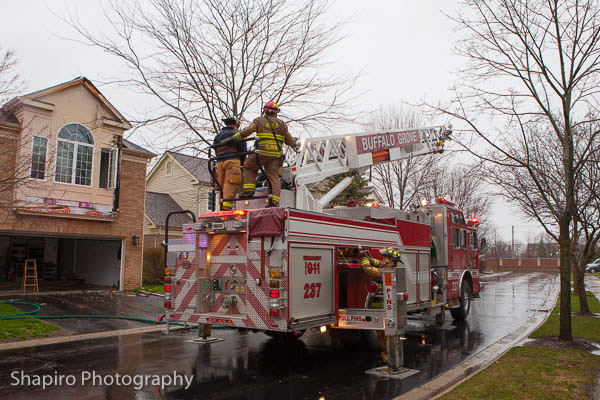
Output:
top-left (0, 301), bottom-right (228, 328)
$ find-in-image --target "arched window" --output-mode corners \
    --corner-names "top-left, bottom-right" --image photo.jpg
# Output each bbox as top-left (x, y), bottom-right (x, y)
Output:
top-left (55, 123), bottom-right (94, 186)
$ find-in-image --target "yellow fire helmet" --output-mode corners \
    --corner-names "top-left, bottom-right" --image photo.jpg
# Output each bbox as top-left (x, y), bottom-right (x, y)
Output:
top-left (381, 247), bottom-right (402, 262)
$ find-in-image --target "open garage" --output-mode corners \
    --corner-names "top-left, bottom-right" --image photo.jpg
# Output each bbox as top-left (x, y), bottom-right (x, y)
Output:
top-left (0, 234), bottom-right (123, 291)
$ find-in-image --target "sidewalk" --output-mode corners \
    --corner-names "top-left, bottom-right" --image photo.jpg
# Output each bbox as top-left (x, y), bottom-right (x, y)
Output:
top-left (585, 275), bottom-right (600, 302)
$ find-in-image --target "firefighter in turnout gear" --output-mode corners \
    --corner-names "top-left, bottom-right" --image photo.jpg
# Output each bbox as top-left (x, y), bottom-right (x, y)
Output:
top-left (214, 116), bottom-right (246, 210)
top-left (361, 247), bottom-right (403, 364)
top-left (232, 101), bottom-right (298, 207)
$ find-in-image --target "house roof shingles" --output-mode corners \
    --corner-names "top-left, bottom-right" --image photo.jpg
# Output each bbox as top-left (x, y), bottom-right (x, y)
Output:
top-left (123, 138), bottom-right (156, 157)
top-left (168, 151), bottom-right (211, 184)
top-left (145, 192), bottom-right (193, 228)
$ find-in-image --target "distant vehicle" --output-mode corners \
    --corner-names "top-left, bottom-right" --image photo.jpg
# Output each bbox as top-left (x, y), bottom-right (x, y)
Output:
top-left (586, 259), bottom-right (600, 273)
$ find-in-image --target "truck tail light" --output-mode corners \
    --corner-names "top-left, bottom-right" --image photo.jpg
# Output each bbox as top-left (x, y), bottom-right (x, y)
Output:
top-left (164, 284), bottom-right (172, 292)
top-left (164, 301), bottom-right (172, 308)
top-left (269, 308), bottom-right (280, 317)
top-left (269, 269), bottom-right (281, 279)
top-left (270, 289), bottom-right (280, 298)
top-left (164, 267), bottom-right (172, 276)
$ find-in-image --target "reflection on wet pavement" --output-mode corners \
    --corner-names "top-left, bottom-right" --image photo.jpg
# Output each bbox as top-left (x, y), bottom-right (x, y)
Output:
top-left (0, 272), bottom-right (558, 400)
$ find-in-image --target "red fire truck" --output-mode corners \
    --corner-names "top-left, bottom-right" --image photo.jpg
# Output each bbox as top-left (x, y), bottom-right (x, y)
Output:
top-left (163, 126), bottom-right (483, 373)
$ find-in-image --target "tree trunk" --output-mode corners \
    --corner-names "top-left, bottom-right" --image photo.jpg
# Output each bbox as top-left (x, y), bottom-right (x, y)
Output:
top-left (574, 263), bottom-right (591, 315)
top-left (558, 222), bottom-right (573, 341)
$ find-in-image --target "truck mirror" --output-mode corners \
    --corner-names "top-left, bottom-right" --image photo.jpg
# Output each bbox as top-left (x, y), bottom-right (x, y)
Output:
top-left (480, 238), bottom-right (488, 255)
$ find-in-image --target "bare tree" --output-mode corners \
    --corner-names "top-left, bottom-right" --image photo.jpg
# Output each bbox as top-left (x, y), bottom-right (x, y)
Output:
top-left (430, 0), bottom-right (600, 341)
top-left (418, 162), bottom-right (493, 238)
top-left (63, 0), bottom-right (359, 151)
top-left (0, 46), bottom-right (23, 105)
top-left (0, 46), bottom-right (27, 216)
top-left (482, 120), bottom-right (599, 314)
top-left (366, 106), bottom-right (441, 209)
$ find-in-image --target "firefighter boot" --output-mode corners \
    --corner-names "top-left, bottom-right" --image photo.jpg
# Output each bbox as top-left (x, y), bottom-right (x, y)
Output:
top-left (238, 191), bottom-right (254, 199)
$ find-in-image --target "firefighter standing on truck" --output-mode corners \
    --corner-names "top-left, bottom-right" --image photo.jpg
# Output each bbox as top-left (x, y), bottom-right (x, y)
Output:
top-left (361, 247), bottom-right (403, 364)
top-left (230, 100), bottom-right (297, 207)
top-left (214, 116), bottom-right (246, 211)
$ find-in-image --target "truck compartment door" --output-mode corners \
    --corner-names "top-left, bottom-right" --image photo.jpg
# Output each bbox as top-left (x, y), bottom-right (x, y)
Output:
top-left (289, 246), bottom-right (335, 326)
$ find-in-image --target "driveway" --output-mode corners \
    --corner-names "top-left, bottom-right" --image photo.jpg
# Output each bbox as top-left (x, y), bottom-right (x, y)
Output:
top-left (1, 291), bottom-right (164, 337)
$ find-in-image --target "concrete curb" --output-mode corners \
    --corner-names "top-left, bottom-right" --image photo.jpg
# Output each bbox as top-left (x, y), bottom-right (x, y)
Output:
top-left (135, 290), bottom-right (164, 298)
top-left (397, 274), bottom-right (560, 400)
top-left (0, 324), bottom-right (190, 352)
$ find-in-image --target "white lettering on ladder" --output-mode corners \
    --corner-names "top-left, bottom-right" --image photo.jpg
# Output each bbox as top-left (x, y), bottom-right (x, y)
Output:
top-left (357, 131), bottom-right (420, 154)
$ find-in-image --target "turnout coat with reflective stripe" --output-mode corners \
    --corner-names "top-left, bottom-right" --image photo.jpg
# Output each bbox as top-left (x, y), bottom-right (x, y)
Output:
top-left (235, 116), bottom-right (295, 157)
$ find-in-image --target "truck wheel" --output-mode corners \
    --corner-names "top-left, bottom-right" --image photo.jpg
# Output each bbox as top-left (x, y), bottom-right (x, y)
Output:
top-left (450, 280), bottom-right (471, 321)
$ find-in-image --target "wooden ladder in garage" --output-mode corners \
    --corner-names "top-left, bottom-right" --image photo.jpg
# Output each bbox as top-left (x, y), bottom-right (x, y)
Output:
top-left (23, 259), bottom-right (39, 293)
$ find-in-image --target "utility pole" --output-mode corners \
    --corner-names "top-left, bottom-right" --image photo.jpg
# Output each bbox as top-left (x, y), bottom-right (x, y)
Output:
top-left (512, 225), bottom-right (515, 258)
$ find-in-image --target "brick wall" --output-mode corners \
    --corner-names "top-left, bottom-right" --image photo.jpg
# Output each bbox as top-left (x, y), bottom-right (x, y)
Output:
top-left (484, 257), bottom-right (559, 271)
top-left (0, 154), bottom-right (149, 290)
top-left (0, 129), bottom-right (18, 214)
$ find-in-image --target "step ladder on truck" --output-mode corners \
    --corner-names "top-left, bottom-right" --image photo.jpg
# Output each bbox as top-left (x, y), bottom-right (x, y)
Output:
top-left (162, 126), bottom-right (485, 377)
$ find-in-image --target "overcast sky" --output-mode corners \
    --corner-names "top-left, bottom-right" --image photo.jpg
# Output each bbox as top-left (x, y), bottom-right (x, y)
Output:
top-left (1, 0), bottom-right (546, 243)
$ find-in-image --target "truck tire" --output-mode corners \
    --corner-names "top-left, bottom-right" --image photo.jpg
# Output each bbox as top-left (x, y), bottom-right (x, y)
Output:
top-left (450, 280), bottom-right (471, 321)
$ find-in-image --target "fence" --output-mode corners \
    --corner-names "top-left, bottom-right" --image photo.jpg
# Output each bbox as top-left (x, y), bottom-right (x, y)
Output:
top-left (483, 257), bottom-right (559, 271)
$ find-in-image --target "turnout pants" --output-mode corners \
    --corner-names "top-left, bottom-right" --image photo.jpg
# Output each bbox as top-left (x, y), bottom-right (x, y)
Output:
top-left (242, 154), bottom-right (281, 205)
top-left (217, 159), bottom-right (242, 210)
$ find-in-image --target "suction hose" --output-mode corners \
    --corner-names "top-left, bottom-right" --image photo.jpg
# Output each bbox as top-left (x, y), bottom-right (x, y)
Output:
top-left (0, 301), bottom-right (228, 328)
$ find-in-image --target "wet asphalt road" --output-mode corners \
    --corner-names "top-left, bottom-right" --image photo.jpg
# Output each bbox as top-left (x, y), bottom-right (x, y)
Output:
top-left (0, 271), bottom-right (558, 400)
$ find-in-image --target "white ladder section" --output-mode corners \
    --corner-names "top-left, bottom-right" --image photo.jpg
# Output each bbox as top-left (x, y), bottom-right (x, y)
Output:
top-left (286, 126), bottom-right (450, 212)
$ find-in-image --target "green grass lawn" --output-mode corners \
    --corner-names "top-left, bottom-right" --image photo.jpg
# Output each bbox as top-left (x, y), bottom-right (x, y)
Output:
top-left (439, 289), bottom-right (600, 400)
top-left (0, 303), bottom-right (60, 341)
top-left (440, 346), bottom-right (599, 400)
top-left (134, 284), bottom-right (165, 294)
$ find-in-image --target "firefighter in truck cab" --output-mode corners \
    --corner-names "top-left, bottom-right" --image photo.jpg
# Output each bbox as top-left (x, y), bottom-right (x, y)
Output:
top-left (224, 100), bottom-right (299, 207)
top-left (361, 247), bottom-right (403, 364)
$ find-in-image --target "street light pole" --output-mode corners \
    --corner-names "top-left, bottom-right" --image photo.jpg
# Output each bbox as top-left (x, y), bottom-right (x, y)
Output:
top-left (512, 225), bottom-right (515, 258)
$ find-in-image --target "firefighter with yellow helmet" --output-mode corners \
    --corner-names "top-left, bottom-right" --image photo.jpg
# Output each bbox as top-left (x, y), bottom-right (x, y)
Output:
top-left (361, 247), bottom-right (403, 364)
top-left (228, 100), bottom-right (298, 207)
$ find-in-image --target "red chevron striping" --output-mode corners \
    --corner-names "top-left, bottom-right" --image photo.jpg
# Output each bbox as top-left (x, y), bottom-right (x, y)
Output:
top-left (245, 284), bottom-right (271, 328)
top-left (175, 282), bottom-right (197, 313)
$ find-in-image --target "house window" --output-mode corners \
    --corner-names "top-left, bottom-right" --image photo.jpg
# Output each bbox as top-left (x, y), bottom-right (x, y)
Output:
top-left (99, 149), bottom-right (117, 189)
top-left (166, 160), bottom-right (172, 176)
top-left (30, 136), bottom-right (48, 179)
top-left (54, 123), bottom-right (94, 186)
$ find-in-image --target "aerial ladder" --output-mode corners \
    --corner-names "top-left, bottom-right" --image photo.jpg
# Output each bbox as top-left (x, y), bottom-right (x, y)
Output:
top-left (283, 126), bottom-right (450, 211)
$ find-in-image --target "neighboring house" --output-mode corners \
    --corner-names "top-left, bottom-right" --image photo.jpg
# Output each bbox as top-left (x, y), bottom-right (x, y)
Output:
top-left (0, 77), bottom-right (155, 290)
top-left (144, 151), bottom-right (212, 247)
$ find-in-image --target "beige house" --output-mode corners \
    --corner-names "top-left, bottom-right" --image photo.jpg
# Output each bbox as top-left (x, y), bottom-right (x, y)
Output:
top-left (0, 77), bottom-right (155, 290)
top-left (144, 151), bottom-right (212, 247)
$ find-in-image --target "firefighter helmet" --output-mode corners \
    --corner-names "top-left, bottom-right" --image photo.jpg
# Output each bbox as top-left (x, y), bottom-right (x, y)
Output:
top-left (381, 247), bottom-right (401, 262)
top-left (222, 115), bottom-right (239, 126)
top-left (263, 100), bottom-right (280, 113)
